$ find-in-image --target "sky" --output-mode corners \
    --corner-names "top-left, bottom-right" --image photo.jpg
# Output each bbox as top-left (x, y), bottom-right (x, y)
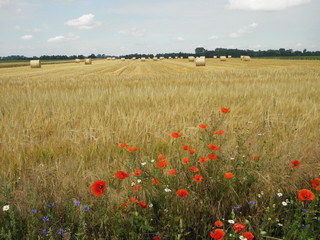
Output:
top-left (0, 0), bottom-right (319, 56)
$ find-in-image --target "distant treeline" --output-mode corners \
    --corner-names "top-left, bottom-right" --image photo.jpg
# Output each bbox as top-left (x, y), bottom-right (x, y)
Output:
top-left (1, 48), bottom-right (319, 60)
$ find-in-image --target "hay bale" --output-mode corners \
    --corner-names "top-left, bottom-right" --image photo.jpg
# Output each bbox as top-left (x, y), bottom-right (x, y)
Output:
top-left (121, 58), bottom-right (125, 61)
top-left (213, 56), bottom-right (217, 59)
top-left (180, 57), bottom-right (183, 59)
top-left (188, 56), bottom-right (195, 62)
top-left (175, 56), bottom-right (178, 59)
top-left (169, 57), bottom-right (172, 59)
top-left (132, 57), bottom-right (136, 60)
top-left (228, 55), bottom-right (232, 58)
top-left (243, 56), bottom-right (251, 61)
top-left (240, 55), bottom-right (244, 60)
top-left (141, 57), bottom-right (146, 62)
top-left (75, 59), bottom-right (81, 63)
top-left (153, 57), bottom-right (158, 61)
top-left (30, 60), bottom-right (41, 68)
top-left (220, 56), bottom-right (227, 61)
top-left (160, 57), bottom-right (164, 60)
top-left (195, 56), bottom-right (205, 66)
top-left (107, 57), bottom-right (111, 60)
top-left (84, 59), bottom-right (92, 65)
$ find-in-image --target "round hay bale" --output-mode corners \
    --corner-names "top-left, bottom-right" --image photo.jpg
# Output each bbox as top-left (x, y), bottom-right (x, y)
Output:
top-left (153, 57), bottom-right (158, 61)
top-left (141, 57), bottom-right (146, 62)
top-left (180, 57), bottom-right (183, 59)
top-left (240, 55), bottom-right (244, 60)
top-left (75, 59), bottom-right (81, 63)
top-left (30, 60), bottom-right (41, 68)
top-left (169, 57), bottom-right (172, 59)
top-left (107, 57), bottom-right (111, 60)
top-left (195, 57), bottom-right (205, 66)
top-left (228, 55), bottom-right (232, 58)
top-left (175, 56), bottom-right (178, 59)
top-left (188, 56), bottom-right (195, 62)
top-left (213, 56), bottom-right (217, 59)
top-left (160, 57), bottom-right (164, 60)
top-left (132, 57), bottom-right (136, 60)
top-left (243, 56), bottom-right (251, 61)
top-left (84, 58), bottom-right (92, 65)
top-left (220, 56), bottom-right (227, 61)
top-left (121, 58), bottom-right (125, 61)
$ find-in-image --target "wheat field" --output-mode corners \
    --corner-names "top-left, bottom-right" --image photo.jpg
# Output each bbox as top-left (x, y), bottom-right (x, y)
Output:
top-left (0, 58), bottom-right (319, 212)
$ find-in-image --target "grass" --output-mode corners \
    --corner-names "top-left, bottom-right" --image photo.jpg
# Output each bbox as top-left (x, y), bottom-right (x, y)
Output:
top-left (0, 58), bottom-right (319, 239)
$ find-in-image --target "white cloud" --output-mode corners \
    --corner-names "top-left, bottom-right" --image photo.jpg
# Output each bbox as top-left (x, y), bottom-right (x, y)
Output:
top-left (118, 28), bottom-right (145, 37)
top-left (209, 35), bottom-right (218, 40)
top-left (47, 33), bottom-right (79, 43)
top-left (21, 35), bottom-right (32, 40)
top-left (65, 14), bottom-right (101, 30)
top-left (0, 0), bottom-right (10, 8)
top-left (176, 36), bottom-right (185, 41)
top-left (229, 23), bottom-right (258, 38)
top-left (296, 42), bottom-right (303, 47)
top-left (228, 0), bottom-right (311, 11)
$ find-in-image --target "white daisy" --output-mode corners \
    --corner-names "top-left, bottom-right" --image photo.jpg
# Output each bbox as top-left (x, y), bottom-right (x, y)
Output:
top-left (2, 205), bottom-right (9, 211)
top-left (228, 220), bottom-right (235, 224)
top-left (282, 201), bottom-right (288, 206)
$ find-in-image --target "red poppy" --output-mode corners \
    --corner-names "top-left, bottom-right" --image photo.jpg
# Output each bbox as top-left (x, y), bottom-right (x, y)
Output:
top-left (118, 143), bottom-right (128, 147)
top-left (291, 160), bottom-right (300, 168)
top-left (208, 144), bottom-right (219, 151)
top-left (198, 124), bottom-right (208, 129)
top-left (182, 157), bottom-right (190, 164)
top-left (194, 174), bottom-right (203, 182)
top-left (242, 232), bottom-right (254, 240)
top-left (297, 189), bottom-right (315, 202)
top-left (214, 220), bottom-right (223, 228)
top-left (224, 172), bottom-right (234, 179)
top-left (91, 180), bottom-right (106, 197)
top-left (133, 169), bottom-right (142, 176)
top-left (138, 201), bottom-right (148, 208)
top-left (168, 169), bottom-right (177, 175)
top-left (210, 229), bottom-right (225, 240)
top-left (158, 154), bottom-right (166, 159)
top-left (312, 178), bottom-right (320, 191)
top-left (177, 189), bottom-right (188, 197)
top-left (214, 130), bottom-right (225, 135)
top-left (221, 108), bottom-right (230, 113)
top-left (198, 157), bottom-right (208, 163)
top-left (121, 202), bottom-right (129, 208)
top-left (127, 147), bottom-right (138, 152)
top-left (253, 156), bottom-right (260, 161)
top-left (207, 154), bottom-right (217, 160)
top-left (115, 171), bottom-right (129, 179)
top-left (156, 160), bottom-right (169, 169)
top-left (153, 237), bottom-right (161, 240)
top-left (171, 132), bottom-right (182, 138)
top-left (133, 185), bottom-right (142, 191)
top-left (189, 166), bottom-right (199, 172)
top-left (130, 197), bottom-right (139, 203)
top-left (152, 178), bottom-right (159, 185)
top-left (182, 145), bottom-right (190, 151)
top-left (234, 222), bottom-right (246, 232)
top-left (189, 149), bottom-right (196, 155)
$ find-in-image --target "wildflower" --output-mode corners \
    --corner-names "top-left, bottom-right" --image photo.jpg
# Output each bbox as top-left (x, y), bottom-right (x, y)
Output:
top-left (208, 144), bottom-right (219, 150)
top-left (224, 172), bottom-right (234, 179)
top-left (115, 171), bottom-right (129, 179)
top-left (189, 149), bottom-right (196, 155)
top-left (130, 197), bottom-right (139, 203)
top-left (2, 205), bottom-right (9, 211)
top-left (228, 220), bottom-right (235, 224)
top-left (233, 206), bottom-right (240, 210)
top-left (257, 194), bottom-right (262, 198)
top-left (149, 203), bottom-right (153, 208)
top-left (31, 209), bottom-right (37, 213)
top-left (210, 229), bottom-right (225, 240)
top-left (282, 201), bottom-right (288, 206)
top-left (133, 185), bottom-right (142, 191)
top-left (291, 160), bottom-right (300, 168)
top-left (298, 189), bottom-right (315, 202)
top-left (47, 203), bottom-right (55, 208)
top-left (194, 174), bottom-right (203, 182)
top-left (198, 157), bottom-right (208, 163)
top-left (168, 169), bottom-right (177, 175)
top-left (234, 222), bottom-right (246, 233)
top-left (74, 201), bottom-right (81, 206)
top-left (156, 160), bottom-right (169, 169)
top-left (252, 156), bottom-right (260, 161)
top-left (127, 147), bottom-right (138, 152)
top-left (302, 209), bottom-right (308, 214)
top-left (207, 154), bottom-right (217, 160)
top-left (158, 154), bottom-right (166, 159)
top-left (141, 162), bottom-right (147, 166)
top-left (198, 124), bottom-right (208, 129)
top-left (57, 229), bottom-right (64, 235)
top-left (312, 178), bottom-right (320, 191)
top-left (42, 229), bottom-right (50, 234)
top-left (239, 236), bottom-right (246, 240)
top-left (91, 180), bottom-right (107, 196)
top-left (277, 192), bottom-right (283, 197)
top-left (189, 166), bottom-right (199, 173)
top-left (138, 201), bottom-right (148, 209)
top-left (164, 188), bottom-right (172, 192)
top-left (152, 178), bottom-right (159, 185)
top-left (248, 201), bottom-right (255, 205)
top-left (242, 232), bottom-right (254, 240)
top-left (131, 182), bottom-right (135, 186)
top-left (42, 216), bottom-right (49, 221)
top-left (214, 220), bottom-right (223, 227)
top-left (221, 107), bottom-right (230, 113)
top-left (182, 157), bottom-right (190, 164)
top-left (177, 189), bottom-right (188, 197)
top-left (151, 159), bottom-right (155, 163)
top-left (83, 206), bottom-right (90, 211)
top-left (153, 237), bottom-right (161, 240)
top-left (214, 130), bottom-right (225, 135)
top-left (118, 143), bottom-right (128, 147)
top-left (301, 224), bottom-right (309, 229)
top-left (171, 132), bottom-right (182, 138)
top-left (133, 169), bottom-right (142, 176)
top-left (137, 179), bottom-right (141, 183)
top-left (182, 145), bottom-right (190, 151)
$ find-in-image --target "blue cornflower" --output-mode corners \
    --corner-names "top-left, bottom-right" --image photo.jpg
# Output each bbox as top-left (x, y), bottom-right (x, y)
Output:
top-left (42, 216), bottom-right (49, 221)
top-left (31, 209), bottom-right (37, 214)
top-left (248, 201), bottom-right (256, 205)
top-left (57, 229), bottom-right (64, 235)
top-left (48, 203), bottom-right (55, 208)
top-left (83, 206), bottom-right (90, 211)
top-left (301, 224), bottom-right (309, 229)
top-left (302, 209), bottom-right (308, 214)
top-left (233, 206), bottom-right (240, 210)
top-left (74, 201), bottom-right (81, 206)
top-left (42, 229), bottom-right (50, 234)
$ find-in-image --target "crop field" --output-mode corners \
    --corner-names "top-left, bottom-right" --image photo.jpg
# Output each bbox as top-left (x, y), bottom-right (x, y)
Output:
top-left (0, 58), bottom-right (320, 239)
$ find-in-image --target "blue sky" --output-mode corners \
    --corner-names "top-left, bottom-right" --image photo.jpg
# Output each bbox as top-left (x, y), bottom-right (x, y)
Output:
top-left (0, 0), bottom-right (319, 56)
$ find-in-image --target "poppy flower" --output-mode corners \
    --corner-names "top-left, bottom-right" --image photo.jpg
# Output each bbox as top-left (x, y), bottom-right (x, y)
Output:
top-left (177, 189), bottom-right (188, 197)
top-left (91, 180), bottom-right (106, 197)
top-left (158, 154), bottom-right (166, 159)
top-left (312, 178), bottom-right (320, 191)
top-left (221, 108), bottom-right (230, 113)
top-left (133, 185), bottom-right (142, 191)
top-left (115, 171), bottom-right (129, 179)
top-left (224, 172), bottom-right (234, 179)
top-left (214, 220), bottom-right (223, 228)
top-left (121, 202), bottom-right (129, 208)
top-left (253, 156), bottom-right (260, 161)
top-left (156, 160), bottom-right (169, 169)
top-left (214, 130), bottom-right (225, 135)
top-left (242, 232), bottom-right (254, 240)
top-left (182, 145), bottom-right (190, 151)
top-left (210, 229), bottom-right (225, 240)
top-left (234, 222), bottom-right (246, 232)
top-left (194, 174), bottom-right (203, 182)
top-left (153, 237), bottom-right (161, 240)
top-left (198, 124), bottom-right (208, 129)
top-left (133, 169), bottom-right (142, 176)
top-left (138, 201), bottom-right (148, 208)
top-left (207, 154), bottom-right (217, 160)
top-left (189, 149), bottom-right (196, 155)
top-left (168, 169), bottom-right (177, 175)
top-left (130, 197), bottom-right (139, 203)
top-left (182, 157), bottom-right (190, 164)
top-left (189, 166), bottom-right (199, 172)
top-left (298, 189), bottom-right (315, 202)
top-left (171, 132), bottom-right (182, 138)
top-left (152, 178), bottom-right (159, 185)
top-left (291, 160), bottom-right (300, 168)
top-left (118, 143), bottom-right (128, 147)
top-left (198, 157), bottom-right (208, 163)
top-left (208, 144), bottom-right (219, 151)
top-left (127, 147), bottom-right (138, 152)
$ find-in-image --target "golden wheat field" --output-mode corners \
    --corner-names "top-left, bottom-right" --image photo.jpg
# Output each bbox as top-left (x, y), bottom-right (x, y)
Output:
top-left (0, 58), bottom-right (320, 211)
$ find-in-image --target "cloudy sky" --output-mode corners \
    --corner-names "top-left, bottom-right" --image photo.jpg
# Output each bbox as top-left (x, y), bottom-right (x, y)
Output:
top-left (0, 0), bottom-right (319, 56)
